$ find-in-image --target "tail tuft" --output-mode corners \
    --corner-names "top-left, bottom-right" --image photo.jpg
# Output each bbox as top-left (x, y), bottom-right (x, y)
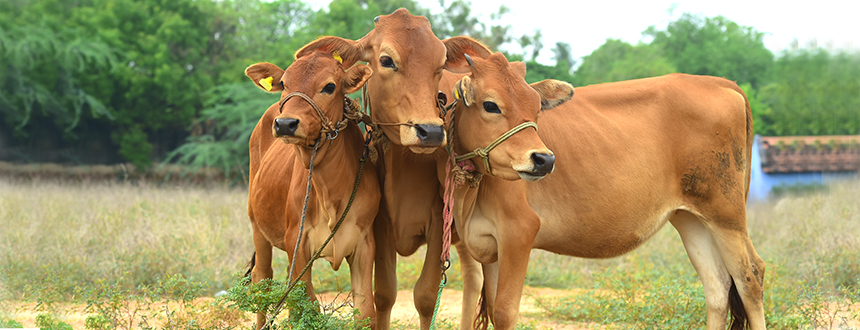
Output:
top-left (474, 286), bottom-right (490, 330)
top-left (728, 280), bottom-right (749, 330)
top-left (243, 252), bottom-right (256, 282)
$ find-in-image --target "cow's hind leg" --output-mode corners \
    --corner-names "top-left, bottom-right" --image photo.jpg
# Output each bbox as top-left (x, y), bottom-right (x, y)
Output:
top-left (251, 225), bottom-right (274, 329)
top-left (670, 210), bottom-right (731, 330)
top-left (710, 220), bottom-right (766, 330)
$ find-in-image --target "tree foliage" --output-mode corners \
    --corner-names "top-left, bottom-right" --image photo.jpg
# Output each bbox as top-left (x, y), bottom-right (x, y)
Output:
top-left (1, 2), bottom-right (855, 175)
top-left (644, 13), bottom-right (773, 87)
top-left (0, 16), bottom-right (116, 138)
top-left (757, 49), bottom-right (860, 136)
top-left (573, 39), bottom-right (676, 86)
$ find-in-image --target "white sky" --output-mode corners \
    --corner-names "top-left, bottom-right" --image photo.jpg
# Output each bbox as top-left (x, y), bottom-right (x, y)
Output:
top-left (305, 0), bottom-right (859, 64)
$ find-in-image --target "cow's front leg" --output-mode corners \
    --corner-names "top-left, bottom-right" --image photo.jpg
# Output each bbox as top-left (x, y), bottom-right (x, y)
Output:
top-left (414, 200), bottom-right (445, 329)
top-left (489, 213), bottom-right (539, 330)
top-left (373, 213), bottom-right (397, 330)
top-left (350, 230), bottom-right (378, 329)
top-left (251, 225), bottom-right (274, 330)
top-left (454, 239), bottom-right (483, 330)
top-left (285, 231), bottom-right (318, 312)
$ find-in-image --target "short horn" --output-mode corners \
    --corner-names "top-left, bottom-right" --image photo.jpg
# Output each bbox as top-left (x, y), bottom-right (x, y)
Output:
top-left (465, 53), bottom-right (474, 69)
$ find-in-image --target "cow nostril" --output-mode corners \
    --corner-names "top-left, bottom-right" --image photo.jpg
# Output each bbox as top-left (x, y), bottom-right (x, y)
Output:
top-left (414, 124), bottom-right (445, 146)
top-left (414, 125), bottom-right (429, 139)
top-left (531, 153), bottom-right (546, 166)
top-left (531, 152), bottom-right (555, 173)
top-left (274, 118), bottom-right (300, 136)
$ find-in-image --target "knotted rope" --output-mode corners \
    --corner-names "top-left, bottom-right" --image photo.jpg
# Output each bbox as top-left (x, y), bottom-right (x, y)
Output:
top-left (279, 92), bottom-right (349, 138)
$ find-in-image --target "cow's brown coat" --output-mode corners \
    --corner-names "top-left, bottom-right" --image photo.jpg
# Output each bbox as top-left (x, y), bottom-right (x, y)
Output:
top-left (245, 52), bottom-right (380, 329)
top-left (449, 74), bottom-right (766, 330)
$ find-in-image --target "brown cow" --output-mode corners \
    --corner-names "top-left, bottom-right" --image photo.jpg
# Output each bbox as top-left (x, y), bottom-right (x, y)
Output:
top-left (451, 74), bottom-right (766, 330)
top-left (294, 11), bottom-right (496, 330)
top-left (244, 51), bottom-right (380, 329)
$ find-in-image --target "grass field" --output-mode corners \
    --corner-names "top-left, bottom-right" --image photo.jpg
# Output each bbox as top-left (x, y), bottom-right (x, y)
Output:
top-left (1, 177), bottom-right (858, 329)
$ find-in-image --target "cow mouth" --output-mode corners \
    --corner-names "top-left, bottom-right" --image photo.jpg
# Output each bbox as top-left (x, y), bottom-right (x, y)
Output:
top-left (516, 171), bottom-right (547, 182)
top-left (408, 146), bottom-right (438, 154)
top-left (278, 135), bottom-right (307, 146)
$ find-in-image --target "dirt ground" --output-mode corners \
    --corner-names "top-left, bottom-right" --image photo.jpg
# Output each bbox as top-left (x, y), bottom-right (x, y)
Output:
top-left (7, 288), bottom-right (860, 329)
top-left (5, 287), bottom-right (591, 329)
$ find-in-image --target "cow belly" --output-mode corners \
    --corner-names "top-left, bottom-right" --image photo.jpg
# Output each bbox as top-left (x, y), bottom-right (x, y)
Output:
top-left (459, 205), bottom-right (499, 264)
top-left (531, 201), bottom-right (674, 259)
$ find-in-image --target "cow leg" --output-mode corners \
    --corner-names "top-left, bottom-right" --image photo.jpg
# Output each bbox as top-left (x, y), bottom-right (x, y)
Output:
top-left (670, 211), bottom-right (731, 330)
top-left (454, 241), bottom-right (483, 330)
top-left (373, 214), bottom-right (397, 330)
top-left (710, 222), bottom-right (767, 330)
top-left (480, 261), bottom-right (500, 327)
top-left (285, 232), bottom-right (318, 308)
top-left (251, 224), bottom-right (274, 330)
top-left (490, 214), bottom-right (539, 330)
top-left (414, 221), bottom-right (444, 330)
top-left (350, 231), bottom-right (378, 329)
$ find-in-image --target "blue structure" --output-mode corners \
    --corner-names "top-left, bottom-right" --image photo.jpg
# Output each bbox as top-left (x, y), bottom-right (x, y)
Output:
top-left (748, 135), bottom-right (858, 201)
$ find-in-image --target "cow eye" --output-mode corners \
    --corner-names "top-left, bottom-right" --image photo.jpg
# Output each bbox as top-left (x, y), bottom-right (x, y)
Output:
top-left (483, 101), bottom-right (501, 114)
top-left (380, 56), bottom-right (396, 69)
top-left (321, 83), bottom-right (336, 94)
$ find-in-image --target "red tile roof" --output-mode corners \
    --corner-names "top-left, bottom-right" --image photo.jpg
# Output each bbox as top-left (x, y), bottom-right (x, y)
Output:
top-left (760, 136), bottom-right (860, 173)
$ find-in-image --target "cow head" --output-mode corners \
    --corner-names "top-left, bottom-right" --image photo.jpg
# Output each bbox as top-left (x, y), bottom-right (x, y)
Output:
top-left (451, 53), bottom-right (574, 182)
top-left (294, 9), bottom-right (490, 154)
top-left (244, 52), bottom-right (372, 147)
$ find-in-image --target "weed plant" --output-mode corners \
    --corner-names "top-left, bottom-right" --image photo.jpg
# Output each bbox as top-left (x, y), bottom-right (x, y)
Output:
top-left (2, 178), bottom-right (858, 328)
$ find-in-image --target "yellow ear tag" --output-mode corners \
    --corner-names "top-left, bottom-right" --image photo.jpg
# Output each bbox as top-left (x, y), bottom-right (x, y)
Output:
top-left (259, 77), bottom-right (274, 91)
top-left (332, 51), bottom-right (343, 64)
top-left (454, 89), bottom-right (460, 100)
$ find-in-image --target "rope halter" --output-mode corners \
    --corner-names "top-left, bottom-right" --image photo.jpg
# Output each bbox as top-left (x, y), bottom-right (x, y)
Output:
top-left (278, 91), bottom-right (350, 141)
top-left (453, 121), bottom-right (538, 176)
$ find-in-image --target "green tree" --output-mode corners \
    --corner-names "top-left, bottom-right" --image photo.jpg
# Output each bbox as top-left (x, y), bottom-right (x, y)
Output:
top-left (311, 0), bottom-right (428, 41)
top-left (0, 25), bottom-right (116, 137)
top-left (56, 0), bottom-right (245, 168)
top-left (644, 13), bottom-right (773, 87)
top-left (757, 49), bottom-right (860, 136)
top-left (573, 39), bottom-right (676, 86)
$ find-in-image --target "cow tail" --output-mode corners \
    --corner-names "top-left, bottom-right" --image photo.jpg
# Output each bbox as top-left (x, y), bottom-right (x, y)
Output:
top-left (742, 86), bottom-right (753, 201)
top-left (473, 286), bottom-right (489, 330)
top-left (243, 251), bottom-right (256, 282)
top-left (728, 281), bottom-right (749, 330)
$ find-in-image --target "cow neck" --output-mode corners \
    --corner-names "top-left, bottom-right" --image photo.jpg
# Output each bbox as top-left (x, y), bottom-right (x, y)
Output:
top-left (289, 94), bottom-right (353, 169)
top-left (294, 123), bottom-right (364, 214)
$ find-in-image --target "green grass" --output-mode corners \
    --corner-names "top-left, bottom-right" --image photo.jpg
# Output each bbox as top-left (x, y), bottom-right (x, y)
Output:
top-left (527, 179), bottom-right (860, 329)
top-left (1, 177), bottom-right (858, 329)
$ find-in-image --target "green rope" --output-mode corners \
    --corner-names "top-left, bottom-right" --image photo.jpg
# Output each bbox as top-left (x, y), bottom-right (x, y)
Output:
top-left (455, 121), bottom-right (538, 175)
top-left (429, 259), bottom-right (451, 330)
top-left (262, 134), bottom-right (372, 330)
top-left (429, 275), bottom-right (447, 329)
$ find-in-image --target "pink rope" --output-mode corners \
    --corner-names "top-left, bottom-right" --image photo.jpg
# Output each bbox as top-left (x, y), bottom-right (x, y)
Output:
top-left (442, 154), bottom-right (455, 262)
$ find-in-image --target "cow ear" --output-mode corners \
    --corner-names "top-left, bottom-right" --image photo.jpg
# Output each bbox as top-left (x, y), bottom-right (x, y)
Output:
top-left (509, 61), bottom-right (527, 78)
top-left (453, 76), bottom-right (475, 107)
top-left (342, 64), bottom-right (373, 95)
top-left (245, 62), bottom-right (284, 92)
top-left (530, 79), bottom-right (575, 110)
top-left (443, 36), bottom-right (491, 73)
top-left (296, 36), bottom-right (365, 69)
